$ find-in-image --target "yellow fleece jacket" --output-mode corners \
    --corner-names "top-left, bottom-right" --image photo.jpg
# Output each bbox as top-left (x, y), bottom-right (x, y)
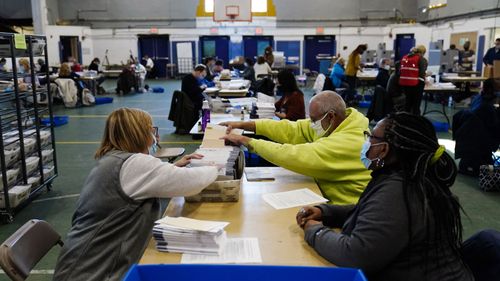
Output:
top-left (248, 108), bottom-right (371, 205)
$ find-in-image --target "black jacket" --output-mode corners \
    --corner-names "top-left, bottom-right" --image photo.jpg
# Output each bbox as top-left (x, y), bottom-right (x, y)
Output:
top-left (375, 68), bottom-right (390, 88)
top-left (305, 169), bottom-right (473, 281)
top-left (168, 90), bottom-right (198, 134)
top-left (181, 74), bottom-right (204, 112)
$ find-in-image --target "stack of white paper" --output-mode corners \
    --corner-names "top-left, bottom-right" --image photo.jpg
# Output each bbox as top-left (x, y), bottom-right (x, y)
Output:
top-left (254, 102), bottom-right (276, 119)
top-left (153, 217), bottom-right (229, 255)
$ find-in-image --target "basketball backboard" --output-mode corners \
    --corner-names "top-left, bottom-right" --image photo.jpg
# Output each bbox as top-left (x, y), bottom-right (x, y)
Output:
top-left (214, 0), bottom-right (252, 22)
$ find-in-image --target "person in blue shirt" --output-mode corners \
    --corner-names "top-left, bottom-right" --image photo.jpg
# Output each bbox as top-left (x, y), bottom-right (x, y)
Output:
top-left (329, 57), bottom-right (348, 89)
top-left (483, 38), bottom-right (500, 66)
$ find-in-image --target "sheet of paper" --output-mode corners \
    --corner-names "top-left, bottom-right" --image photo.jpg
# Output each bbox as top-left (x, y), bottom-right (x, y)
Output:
top-left (201, 124), bottom-right (243, 148)
top-left (155, 217), bottom-right (229, 232)
top-left (262, 188), bottom-right (328, 210)
top-left (181, 238), bottom-right (262, 264)
top-left (244, 169), bottom-right (275, 181)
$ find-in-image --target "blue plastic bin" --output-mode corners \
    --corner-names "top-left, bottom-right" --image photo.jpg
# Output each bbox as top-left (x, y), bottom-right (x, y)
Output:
top-left (152, 87), bottom-right (165, 93)
top-left (123, 264), bottom-right (367, 281)
top-left (40, 115), bottom-right (69, 127)
top-left (358, 101), bottom-right (371, 108)
top-left (95, 97), bottom-right (114, 104)
top-left (432, 121), bottom-right (449, 132)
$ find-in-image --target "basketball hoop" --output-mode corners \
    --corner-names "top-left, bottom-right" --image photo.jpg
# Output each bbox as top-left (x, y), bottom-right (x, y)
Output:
top-left (213, 0), bottom-right (252, 23)
top-left (226, 5), bottom-right (239, 22)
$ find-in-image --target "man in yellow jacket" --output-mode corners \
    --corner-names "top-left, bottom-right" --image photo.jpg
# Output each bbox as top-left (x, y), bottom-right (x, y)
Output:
top-left (222, 91), bottom-right (371, 205)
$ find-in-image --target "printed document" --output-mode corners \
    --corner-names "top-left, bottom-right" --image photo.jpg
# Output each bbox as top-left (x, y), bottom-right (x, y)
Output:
top-left (262, 188), bottom-right (328, 210)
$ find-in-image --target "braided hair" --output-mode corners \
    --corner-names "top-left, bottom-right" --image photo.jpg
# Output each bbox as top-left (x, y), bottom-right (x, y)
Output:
top-left (383, 112), bottom-right (463, 273)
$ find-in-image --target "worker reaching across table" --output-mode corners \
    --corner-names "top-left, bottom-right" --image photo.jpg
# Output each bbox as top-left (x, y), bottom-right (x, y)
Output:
top-left (221, 91), bottom-right (371, 205)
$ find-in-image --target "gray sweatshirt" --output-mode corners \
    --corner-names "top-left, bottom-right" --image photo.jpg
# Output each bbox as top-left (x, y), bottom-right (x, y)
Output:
top-left (305, 169), bottom-right (474, 281)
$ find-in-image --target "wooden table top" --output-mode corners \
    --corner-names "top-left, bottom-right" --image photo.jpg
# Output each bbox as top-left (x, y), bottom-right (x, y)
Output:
top-left (139, 167), bottom-right (331, 266)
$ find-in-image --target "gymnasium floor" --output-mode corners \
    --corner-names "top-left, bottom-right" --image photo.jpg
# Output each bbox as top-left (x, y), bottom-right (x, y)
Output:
top-left (1, 79), bottom-right (499, 281)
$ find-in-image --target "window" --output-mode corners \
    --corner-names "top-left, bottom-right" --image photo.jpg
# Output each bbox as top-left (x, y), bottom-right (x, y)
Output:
top-left (204, 0), bottom-right (267, 13)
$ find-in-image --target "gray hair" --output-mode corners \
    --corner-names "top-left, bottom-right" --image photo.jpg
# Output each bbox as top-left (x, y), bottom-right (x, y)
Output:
top-left (310, 91), bottom-right (346, 116)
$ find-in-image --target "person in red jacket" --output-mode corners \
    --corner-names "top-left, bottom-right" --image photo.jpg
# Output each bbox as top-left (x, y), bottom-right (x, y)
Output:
top-left (399, 45), bottom-right (428, 115)
top-left (275, 70), bottom-right (306, 121)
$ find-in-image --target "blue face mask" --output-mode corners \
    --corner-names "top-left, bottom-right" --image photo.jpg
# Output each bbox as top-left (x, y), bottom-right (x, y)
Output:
top-left (18, 65), bottom-right (25, 73)
top-left (360, 140), bottom-right (385, 169)
top-left (149, 133), bottom-right (158, 155)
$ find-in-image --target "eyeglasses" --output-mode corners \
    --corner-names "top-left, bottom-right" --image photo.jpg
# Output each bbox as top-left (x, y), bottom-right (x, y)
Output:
top-left (364, 131), bottom-right (385, 141)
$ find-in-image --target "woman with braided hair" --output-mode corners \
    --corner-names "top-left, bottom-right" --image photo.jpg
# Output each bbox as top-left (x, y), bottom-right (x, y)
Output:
top-left (296, 112), bottom-right (473, 281)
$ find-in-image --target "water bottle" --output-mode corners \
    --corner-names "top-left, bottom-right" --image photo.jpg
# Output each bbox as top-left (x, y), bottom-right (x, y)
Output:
top-left (201, 100), bottom-right (210, 132)
top-left (448, 96), bottom-right (453, 108)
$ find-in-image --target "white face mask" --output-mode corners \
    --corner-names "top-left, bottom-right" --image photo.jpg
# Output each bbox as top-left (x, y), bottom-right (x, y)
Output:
top-left (360, 140), bottom-right (386, 169)
top-left (384, 65), bottom-right (391, 70)
top-left (310, 112), bottom-right (331, 137)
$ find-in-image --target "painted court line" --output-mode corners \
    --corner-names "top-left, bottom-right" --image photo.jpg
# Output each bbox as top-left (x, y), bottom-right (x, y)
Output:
top-left (56, 141), bottom-right (201, 144)
top-left (67, 114), bottom-right (168, 118)
top-left (1, 269), bottom-right (54, 274)
top-left (32, 194), bottom-right (81, 203)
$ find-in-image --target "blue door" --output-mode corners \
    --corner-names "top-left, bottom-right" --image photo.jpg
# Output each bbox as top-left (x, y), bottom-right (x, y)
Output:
top-left (138, 35), bottom-right (170, 78)
top-left (304, 35), bottom-right (336, 72)
top-left (200, 36), bottom-right (230, 67)
top-left (276, 41), bottom-right (301, 74)
top-left (394, 34), bottom-right (415, 62)
top-left (243, 36), bottom-right (274, 60)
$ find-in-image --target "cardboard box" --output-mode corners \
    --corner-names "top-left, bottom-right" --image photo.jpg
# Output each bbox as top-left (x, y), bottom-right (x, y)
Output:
top-left (185, 150), bottom-right (245, 203)
top-left (484, 61), bottom-right (500, 78)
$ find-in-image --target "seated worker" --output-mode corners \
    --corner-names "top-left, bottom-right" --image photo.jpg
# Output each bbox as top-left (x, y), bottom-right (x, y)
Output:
top-left (18, 58), bottom-right (39, 86)
top-left (296, 112), bottom-right (474, 281)
top-left (53, 108), bottom-right (217, 281)
top-left (204, 57), bottom-right (216, 81)
top-left (329, 57), bottom-right (348, 90)
top-left (37, 58), bottom-right (48, 74)
top-left (68, 56), bottom-right (82, 72)
top-left (274, 70), bottom-right (305, 121)
top-left (375, 58), bottom-right (391, 88)
top-left (453, 78), bottom-right (500, 175)
top-left (181, 64), bottom-right (207, 115)
top-left (87, 57), bottom-right (106, 88)
top-left (0, 58), bottom-right (6, 72)
top-left (222, 91), bottom-right (371, 204)
top-left (213, 59), bottom-right (224, 74)
top-left (254, 56), bottom-right (272, 80)
top-left (242, 57), bottom-right (256, 83)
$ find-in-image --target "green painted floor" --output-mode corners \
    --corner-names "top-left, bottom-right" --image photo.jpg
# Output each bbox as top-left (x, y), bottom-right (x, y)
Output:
top-left (0, 79), bottom-right (499, 281)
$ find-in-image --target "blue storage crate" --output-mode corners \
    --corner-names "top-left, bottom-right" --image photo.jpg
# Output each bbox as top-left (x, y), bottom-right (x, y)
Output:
top-left (40, 115), bottom-right (69, 127)
top-left (123, 264), bottom-right (367, 281)
top-left (358, 101), bottom-right (371, 108)
top-left (95, 97), bottom-right (114, 104)
top-left (432, 121), bottom-right (449, 132)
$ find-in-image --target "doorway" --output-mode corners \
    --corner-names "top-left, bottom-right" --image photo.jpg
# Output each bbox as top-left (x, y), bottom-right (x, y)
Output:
top-left (59, 36), bottom-right (81, 64)
top-left (199, 36), bottom-right (230, 66)
top-left (394, 34), bottom-right (415, 62)
top-left (138, 35), bottom-right (170, 78)
top-left (304, 35), bottom-right (336, 72)
top-left (242, 36), bottom-right (274, 61)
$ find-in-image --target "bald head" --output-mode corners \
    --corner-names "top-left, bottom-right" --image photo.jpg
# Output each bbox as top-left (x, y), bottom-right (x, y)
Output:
top-left (310, 91), bottom-right (346, 119)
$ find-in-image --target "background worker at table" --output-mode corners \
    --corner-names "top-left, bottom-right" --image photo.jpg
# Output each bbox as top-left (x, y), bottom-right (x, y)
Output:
top-left (459, 41), bottom-right (475, 71)
top-left (345, 44), bottom-right (367, 90)
top-left (181, 64), bottom-right (207, 116)
top-left (222, 91), bottom-right (371, 205)
top-left (399, 45), bottom-right (427, 115)
top-left (482, 38), bottom-right (500, 66)
top-left (274, 70), bottom-right (306, 121)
